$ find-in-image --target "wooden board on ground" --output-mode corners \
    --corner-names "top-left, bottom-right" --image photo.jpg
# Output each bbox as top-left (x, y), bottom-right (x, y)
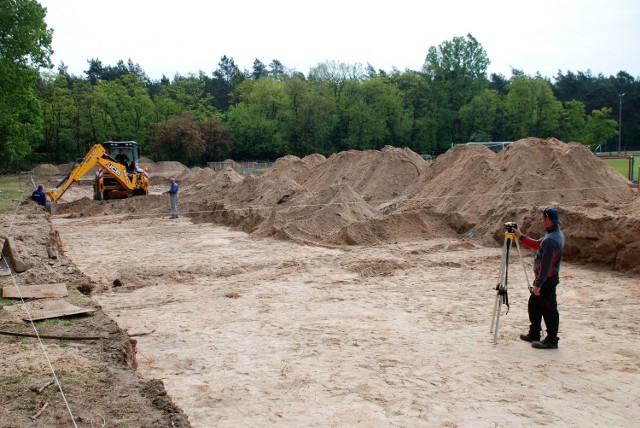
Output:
top-left (1, 237), bottom-right (28, 273)
top-left (2, 299), bottom-right (95, 322)
top-left (2, 283), bottom-right (68, 299)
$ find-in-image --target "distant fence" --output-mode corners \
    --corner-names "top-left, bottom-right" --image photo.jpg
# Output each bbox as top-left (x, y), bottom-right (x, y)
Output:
top-left (597, 155), bottom-right (637, 182)
top-left (207, 160), bottom-right (273, 176)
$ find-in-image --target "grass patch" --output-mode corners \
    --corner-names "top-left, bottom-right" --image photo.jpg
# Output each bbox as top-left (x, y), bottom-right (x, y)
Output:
top-left (34, 319), bottom-right (60, 329)
top-left (10, 373), bottom-right (28, 385)
top-left (28, 318), bottom-right (64, 335)
top-left (0, 174), bottom-right (32, 213)
top-left (0, 173), bottom-right (56, 214)
top-left (603, 158), bottom-right (631, 177)
top-left (601, 156), bottom-right (640, 181)
top-left (0, 297), bottom-right (16, 306)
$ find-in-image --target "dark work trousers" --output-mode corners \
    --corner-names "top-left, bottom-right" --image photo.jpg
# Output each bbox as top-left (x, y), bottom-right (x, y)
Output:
top-left (528, 275), bottom-right (560, 343)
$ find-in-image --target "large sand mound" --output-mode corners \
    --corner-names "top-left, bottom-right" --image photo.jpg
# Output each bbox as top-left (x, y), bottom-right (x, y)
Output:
top-left (30, 163), bottom-right (62, 175)
top-left (46, 138), bottom-right (639, 271)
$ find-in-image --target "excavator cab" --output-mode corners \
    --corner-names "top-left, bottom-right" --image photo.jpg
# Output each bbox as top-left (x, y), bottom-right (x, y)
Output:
top-left (94, 141), bottom-right (148, 200)
top-left (102, 141), bottom-right (140, 173)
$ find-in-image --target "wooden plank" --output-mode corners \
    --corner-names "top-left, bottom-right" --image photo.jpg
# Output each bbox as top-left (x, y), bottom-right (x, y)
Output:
top-left (1, 237), bottom-right (28, 273)
top-left (2, 299), bottom-right (95, 322)
top-left (22, 300), bottom-right (95, 321)
top-left (2, 283), bottom-right (68, 299)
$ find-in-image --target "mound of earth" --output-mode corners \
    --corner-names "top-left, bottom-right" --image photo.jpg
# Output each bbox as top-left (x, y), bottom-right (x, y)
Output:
top-left (301, 153), bottom-right (327, 167)
top-left (176, 166), bottom-right (216, 187)
top-left (402, 138), bottom-right (633, 216)
top-left (30, 163), bottom-right (61, 175)
top-left (263, 155), bottom-right (316, 184)
top-left (148, 161), bottom-right (188, 178)
top-left (252, 181), bottom-right (383, 243)
top-left (301, 146), bottom-right (427, 204)
top-left (45, 138), bottom-right (639, 271)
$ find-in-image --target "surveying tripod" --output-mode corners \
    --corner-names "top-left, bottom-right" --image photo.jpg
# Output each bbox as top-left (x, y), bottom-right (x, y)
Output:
top-left (489, 222), bottom-right (532, 344)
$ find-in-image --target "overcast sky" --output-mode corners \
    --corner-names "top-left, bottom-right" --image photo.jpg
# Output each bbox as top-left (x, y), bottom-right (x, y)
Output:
top-left (38, 0), bottom-right (639, 81)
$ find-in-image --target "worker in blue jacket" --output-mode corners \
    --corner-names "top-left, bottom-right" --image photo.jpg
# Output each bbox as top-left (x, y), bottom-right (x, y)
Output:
top-left (165, 178), bottom-right (179, 219)
top-left (31, 185), bottom-right (47, 206)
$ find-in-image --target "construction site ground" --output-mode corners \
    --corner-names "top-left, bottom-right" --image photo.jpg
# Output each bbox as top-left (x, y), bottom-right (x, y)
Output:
top-left (1, 138), bottom-right (639, 427)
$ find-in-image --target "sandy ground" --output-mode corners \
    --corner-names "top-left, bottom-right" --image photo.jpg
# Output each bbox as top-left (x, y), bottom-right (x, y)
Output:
top-left (52, 214), bottom-right (640, 427)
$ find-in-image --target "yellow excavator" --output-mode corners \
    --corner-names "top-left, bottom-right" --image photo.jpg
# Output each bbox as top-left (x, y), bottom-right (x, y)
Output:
top-left (46, 141), bottom-right (149, 212)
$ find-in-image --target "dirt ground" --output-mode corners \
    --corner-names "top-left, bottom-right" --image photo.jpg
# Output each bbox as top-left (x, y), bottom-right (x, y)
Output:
top-left (1, 138), bottom-right (640, 427)
top-left (0, 211), bottom-right (190, 428)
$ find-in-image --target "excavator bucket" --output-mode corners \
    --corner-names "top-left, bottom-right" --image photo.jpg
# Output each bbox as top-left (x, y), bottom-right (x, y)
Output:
top-left (46, 201), bottom-right (58, 214)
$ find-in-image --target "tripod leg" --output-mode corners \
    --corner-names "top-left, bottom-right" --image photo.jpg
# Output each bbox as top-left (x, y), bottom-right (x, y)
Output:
top-left (490, 238), bottom-right (508, 333)
top-left (494, 298), bottom-right (502, 344)
top-left (490, 292), bottom-right (501, 333)
top-left (490, 235), bottom-right (512, 343)
top-left (514, 238), bottom-right (533, 292)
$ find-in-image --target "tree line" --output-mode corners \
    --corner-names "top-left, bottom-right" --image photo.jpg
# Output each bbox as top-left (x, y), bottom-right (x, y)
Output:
top-left (2, 1), bottom-right (639, 171)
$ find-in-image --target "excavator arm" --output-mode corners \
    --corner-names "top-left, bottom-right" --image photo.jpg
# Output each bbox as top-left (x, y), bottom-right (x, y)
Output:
top-left (46, 143), bottom-right (140, 203)
top-left (46, 144), bottom-right (107, 203)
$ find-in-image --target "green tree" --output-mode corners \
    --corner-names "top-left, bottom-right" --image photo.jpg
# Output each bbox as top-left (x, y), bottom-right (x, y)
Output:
top-left (209, 55), bottom-right (245, 111)
top-left (336, 80), bottom-right (385, 150)
top-left (68, 77), bottom-right (103, 153)
top-left (422, 33), bottom-right (490, 145)
top-left (553, 70), bottom-right (640, 150)
top-left (37, 70), bottom-right (104, 160)
top-left (269, 59), bottom-right (286, 79)
top-left (459, 89), bottom-right (501, 141)
top-left (283, 76), bottom-right (337, 156)
top-left (151, 114), bottom-right (206, 165)
top-left (199, 116), bottom-right (232, 161)
top-left (582, 107), bottom-right (618, 149)
top-left (559, 100), bottom-right (586, 142)
top-left (308, 61), bottom-right (367, 96)
top-left (0, 0), bottom-right (52, 169)
top-left (251, 59), bottom-right (267, 79)
top-left (531, 77), bottom-right (562, 137)
top-left (225, 78), bottom-right (290, 159)
top-left (504, 76), bottom-right (535, 139)
top-left (153, 73), bottom-right (214, 122)
top-left (504, 76), bottom-right (561, 139)
top-left (85, 58), bottom-right (148, 84)
top-left (335, 77), bottom-right (411, 151)
top-left (423, 33), bottom-right (490, 110)
top-left (389, 70), bottom-right (435, 153)
top-left (93, 74), bottom-right (154, 145)
top-left (35, 72), bottom-right (75, 163)
top-left (150, 85), bottom-right (182, 124)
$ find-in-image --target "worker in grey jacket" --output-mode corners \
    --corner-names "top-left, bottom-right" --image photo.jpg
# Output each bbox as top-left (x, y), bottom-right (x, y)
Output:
top-left (514, 207), bottom-right (565, 349)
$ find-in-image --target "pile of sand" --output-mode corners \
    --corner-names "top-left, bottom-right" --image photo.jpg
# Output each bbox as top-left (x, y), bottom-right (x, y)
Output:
top-left (146, 161), bottom-right (188, 177)
top-left (301, 146), bottom-right (426, 204)
top-left (30, 163), bottom-right (62, 175)
top-left (47, 138), bottom-right (639, 271)
top-left (176, 166), bottom-right (216, 186)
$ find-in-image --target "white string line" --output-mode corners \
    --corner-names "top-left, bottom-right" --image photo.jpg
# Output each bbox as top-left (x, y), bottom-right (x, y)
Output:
top-left (1, 185), bottom-right (78, 427)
